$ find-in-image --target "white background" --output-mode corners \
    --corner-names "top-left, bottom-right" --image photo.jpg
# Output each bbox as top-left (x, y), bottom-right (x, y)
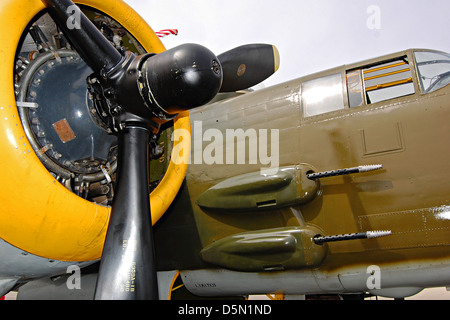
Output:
top-left (124, 0), bottom-right (450, 88)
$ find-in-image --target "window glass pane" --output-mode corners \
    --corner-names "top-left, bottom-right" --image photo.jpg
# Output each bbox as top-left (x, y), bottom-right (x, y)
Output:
top-left (347, 70), bottom-right (364, 108)
top-left (302, 73), bottom-right (345, 117)
top-left (363, 58), bottom-right (415, 104)
top-left (414, 51), bottom-right (450, 93)
top-left (366, 82), bottom-right (414, 104)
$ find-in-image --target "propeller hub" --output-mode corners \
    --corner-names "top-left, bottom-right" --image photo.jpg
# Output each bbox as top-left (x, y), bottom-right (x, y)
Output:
top-left (88, 44), bottom-right (223, 133)
top-left (140, 43), bottom-right (223, 115)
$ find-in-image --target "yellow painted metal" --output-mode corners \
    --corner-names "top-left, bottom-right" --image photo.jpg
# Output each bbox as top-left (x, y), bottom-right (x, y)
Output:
top-left (168, 271), bottom-right (181, 300)
top-left (0, 0), bottom-right (190, 261)
top-left (365, 77), bottom-right (413, 92)
top-left (272, 45), bottom-right (280, 73)
top-left (364, 68), bottom-right (410, 81)
top-left (266, 293), bottom-right (285, 300)
top-left (363, 61), bottom-right (407, 74)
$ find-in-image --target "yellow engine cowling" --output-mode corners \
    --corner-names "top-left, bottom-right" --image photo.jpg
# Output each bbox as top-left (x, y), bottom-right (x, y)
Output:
top-left (0, 0), bottom-right (190, 262)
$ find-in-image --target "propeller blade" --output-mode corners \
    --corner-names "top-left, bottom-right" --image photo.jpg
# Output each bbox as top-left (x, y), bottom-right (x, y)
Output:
top-left (94, 126), bottom-right (157, 300)
top-left (218, 44), bottom-right (280, 92)
top-left (41, 0), bottom-right (122, 74)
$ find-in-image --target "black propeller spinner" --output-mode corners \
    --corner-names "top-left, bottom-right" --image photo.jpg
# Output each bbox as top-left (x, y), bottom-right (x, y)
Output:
top-left (41, 0), bottom-right (278, 300)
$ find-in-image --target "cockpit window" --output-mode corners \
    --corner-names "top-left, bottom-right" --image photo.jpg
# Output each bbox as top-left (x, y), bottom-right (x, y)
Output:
top-left (346, 56), bottom-right (415, 107)
top-left (363, 57), bottom-right (415, 104)
top-left (302, 73), bottom-right (345, 117)
top-left (414, 50), bottom-right (450, 94)
top-left (347, 70), bottom-right (364, 108)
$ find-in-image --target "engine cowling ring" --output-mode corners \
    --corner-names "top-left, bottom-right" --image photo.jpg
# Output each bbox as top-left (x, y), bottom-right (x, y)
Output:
top-left (0, 0), bottom-right (190, 262)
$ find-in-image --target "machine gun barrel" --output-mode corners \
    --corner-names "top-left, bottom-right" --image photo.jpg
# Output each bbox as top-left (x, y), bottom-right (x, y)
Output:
top-left (314, 230), bottom-right (392, 245)
top-left (307, 164), bottom-right (383, 180)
